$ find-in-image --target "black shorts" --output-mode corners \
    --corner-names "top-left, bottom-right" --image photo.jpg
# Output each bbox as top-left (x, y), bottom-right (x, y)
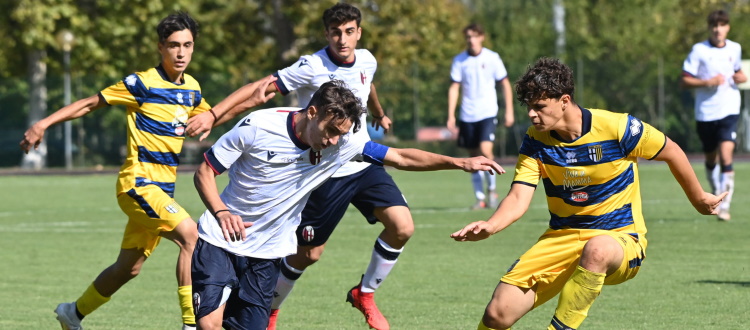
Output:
top-left (457, 117), bottom-right (497, 149)
top-left (696, 115), bottom-right (739, 153)
top-left (191, 238), bottom-right (281, 330)
top-left (297, 164), bottom-right (408, 246)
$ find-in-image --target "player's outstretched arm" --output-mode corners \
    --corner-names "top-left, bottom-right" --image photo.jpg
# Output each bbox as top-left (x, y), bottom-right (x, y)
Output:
top-left (194, 161), bottom-right (252, 242)
top-left (451, 183), bottom-right (534, 241)
top-left (186, 75), bottom-right (278, 141)
top-left (652, 138), bottom-right (726, 215)
top-left (382, 147), bottom-right (505, 174)
top-left (20, 94), bottom-right (105, 153)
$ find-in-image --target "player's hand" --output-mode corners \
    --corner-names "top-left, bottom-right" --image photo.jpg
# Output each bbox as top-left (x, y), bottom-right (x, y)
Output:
top-left (504, 112), bottom-right (514, 128)
top-left (186, 112), bottom-right (214, 141)
top-left (706, 74), bottom-right (725, 87)
top-left (733, 71), bottom-right (747, 85)
top-left (693, 191), bottom-right (728, 215)
top-left (371, 114), bottom-right (391, 133)
top-left (19, 125), bottom-right (45, 154)
top-left (237, 75), bottom-right (278, 112)
top-left (459, 156), bottom-right (505, 175)
top-left (451, 221), bottom-right (495, 241)
top-left (446, 117), bottom-right (456, 131)
top-left (216, 211), bottom-right (253, 242)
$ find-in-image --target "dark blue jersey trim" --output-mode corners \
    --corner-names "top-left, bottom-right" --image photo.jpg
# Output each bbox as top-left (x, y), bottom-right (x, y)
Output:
top-left (126, 188), bottom-right (160, 218)
top-left (287, 111), bottom-right (309, 150)
top-left (135, 177), bottom-right (176, 197)
top-left (135, 113), bottom-right (185, 137)
top-left (512, 181), bottom-right (537, 188)
top-left (137, 146), bottom-right (180, 167)
top-left (325, 47), bottom-right (356, 68)
top-left (204, 148), bottom-right (226, 174)
top-left (647, 138), bottom-right (668, 160)
top-left (272, 72), bottom-right (290, 95)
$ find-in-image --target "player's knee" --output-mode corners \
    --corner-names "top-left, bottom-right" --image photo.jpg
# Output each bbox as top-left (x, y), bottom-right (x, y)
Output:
top-left (581, 236), bottom-right (621, 271)
top-left (391, 220), bottom-right (414, 242)
top-left (482, 306), bottom-right (516, 329)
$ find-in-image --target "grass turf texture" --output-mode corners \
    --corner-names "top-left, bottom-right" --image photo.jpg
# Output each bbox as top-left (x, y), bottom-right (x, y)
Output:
top-left (0, 161), bottom-right (748, 329)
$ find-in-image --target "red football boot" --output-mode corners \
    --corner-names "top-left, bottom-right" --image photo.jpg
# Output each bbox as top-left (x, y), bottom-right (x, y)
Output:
top-left (266, 309), bottom-right (279, 330)
top-left (346, 281), bottom-right (390, 330)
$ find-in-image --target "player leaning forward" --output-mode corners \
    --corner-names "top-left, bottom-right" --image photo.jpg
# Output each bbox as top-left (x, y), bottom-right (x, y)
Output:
top-left (451, 57), bottom-right (726, 330)
top-left (191, 80), bottom-right (505, 330)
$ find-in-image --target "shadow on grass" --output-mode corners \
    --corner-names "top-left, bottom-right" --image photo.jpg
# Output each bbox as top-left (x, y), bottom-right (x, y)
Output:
top-left (696, 280), bottom-right (750, 287)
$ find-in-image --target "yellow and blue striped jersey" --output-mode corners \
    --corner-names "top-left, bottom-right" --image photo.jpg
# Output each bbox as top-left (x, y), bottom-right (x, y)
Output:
top-left (513, 108), bottom-right (666, 236)
top-left (99, 65), bottom-right (211, 197)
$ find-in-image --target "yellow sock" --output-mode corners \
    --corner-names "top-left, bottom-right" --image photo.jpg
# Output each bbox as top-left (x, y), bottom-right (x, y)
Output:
top-left (178, 285), bottom-right (195, 325)
top-left (478, 319), bottom-right (509, 330)
top-left (76, 283), bottom-right (111, 316)
top-left (548, 265), bottom-right (605, 330)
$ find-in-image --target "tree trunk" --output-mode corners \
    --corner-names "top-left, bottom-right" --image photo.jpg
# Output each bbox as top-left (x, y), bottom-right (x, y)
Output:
top-left (20, 49), bottom-right (47, 170)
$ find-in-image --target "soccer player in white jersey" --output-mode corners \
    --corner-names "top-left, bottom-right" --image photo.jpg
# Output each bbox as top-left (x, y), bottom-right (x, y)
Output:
top-left (190, 80), bottom-right (504, 329)
top-left (681, 9), bottom-right (747, 221)
top-left (187, 3), bottom-right (413, 329)
top-left (447, 23), bottom-right (515, 210)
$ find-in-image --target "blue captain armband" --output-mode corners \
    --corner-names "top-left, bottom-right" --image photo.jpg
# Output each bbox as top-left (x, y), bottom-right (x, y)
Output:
top-left (361, 141), bottom-right (389, 165)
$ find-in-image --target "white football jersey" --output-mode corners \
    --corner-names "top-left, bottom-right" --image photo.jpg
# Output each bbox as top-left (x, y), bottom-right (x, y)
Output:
top-left (197, 108), bottom-right (387, 259)
top-left (682, 39), bottom-right (742, 122)
top-left (275, 47), bottom-right (377, 177)
top-left (450, 47), bottom-right (508, 123)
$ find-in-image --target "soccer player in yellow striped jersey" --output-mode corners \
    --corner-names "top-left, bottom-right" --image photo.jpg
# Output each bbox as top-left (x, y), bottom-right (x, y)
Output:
top-left (451, 57), bottom-right (727, 330)
top-left (19, 12), bottom-right (274, 330)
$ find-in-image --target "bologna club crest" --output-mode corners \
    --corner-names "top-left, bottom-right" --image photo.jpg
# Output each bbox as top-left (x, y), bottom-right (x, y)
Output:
top-left (310, 150), bottom-right (322, 165)
top-left (302, 225), bottom-right (315, 242)
top-left (360, 70), bottom-right (367, 84)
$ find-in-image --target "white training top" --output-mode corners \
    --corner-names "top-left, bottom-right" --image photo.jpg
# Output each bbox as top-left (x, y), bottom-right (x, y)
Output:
top-left (275, 47), bottom-right (378, 177)
top-left (682, 39), bottom-right (742, 122)
top-left (450, 47), bottom-right (508, 123)
top-left (197, 108), bottom-right (389, 259)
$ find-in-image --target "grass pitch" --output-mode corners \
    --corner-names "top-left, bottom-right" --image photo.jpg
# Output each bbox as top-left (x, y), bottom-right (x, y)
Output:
top-left (0, 161), bottom-right (748, 329)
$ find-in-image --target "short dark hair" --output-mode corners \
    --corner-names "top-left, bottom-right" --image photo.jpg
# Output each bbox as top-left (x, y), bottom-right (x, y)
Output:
top-left (707, 10), bottom-right (730, 26)
top-left (322, 3), bottom-right (362, 29)
top-left (156, 11), bottom-right (199, 43)
top-left (307, 80), bottom-right (362, 134)
top-left (515, 57), bottom-right (575, 105)
top-left (463, 23), bottom-right (485, 36)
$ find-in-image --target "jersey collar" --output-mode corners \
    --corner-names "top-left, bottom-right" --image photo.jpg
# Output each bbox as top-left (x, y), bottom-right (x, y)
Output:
top-left (550, 107), bottom-right (592, 142)
top-left (287, 111), bottom-right (310, 150)
top-left (325, 47), bottom-right (356, 68)
top-left (155, 64), bottom-right (185, 85)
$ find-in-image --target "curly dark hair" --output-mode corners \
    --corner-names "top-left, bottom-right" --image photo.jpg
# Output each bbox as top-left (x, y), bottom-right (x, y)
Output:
top-left (515, 57), bottom-right (575, 106)
top-left (307, 80), bottom-right (362, 134)
top-left (156, 11), bottom-right (199, 43)
top-left (322, 3), bottom-right (362, 29)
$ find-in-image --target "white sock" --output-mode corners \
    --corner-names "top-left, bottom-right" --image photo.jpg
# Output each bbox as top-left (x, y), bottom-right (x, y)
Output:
top-left (706, 165), bottom-right (720, 195)
top-left (485, 171), bottom-right (496, 192)
top-left (472, 172), bottom-right (485, 200)
top-left (720, 171), bottom-right (734, 211)
top-left (271, 259), bottom-right (303, 309)
top-left (361, 238), bottom-right (402, 293)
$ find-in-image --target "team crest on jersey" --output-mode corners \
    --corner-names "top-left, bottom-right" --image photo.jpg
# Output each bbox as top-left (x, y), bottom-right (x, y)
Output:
top-left (630, 118), bottom-right (642, 136)
top-left (165, 201), bottom-right (180, 214)
top-left (176, 92), bottom-right (184, 104)
top-left (302, 225), bottom-right (315, 242)
top-left (309, 150), bottom-right (322, 165)
top-left (588, 145), bottom-right (603, 162)
top-left (565, 151), bottom-right (577, 164)
top-left (125, 74), bottom-right (137, 86)
top-left (193, 293), bottom-right (200, 312)
top-left (189, 92), bottom-right (195, 106)
top-left (360, 70), bottom-right (366, 84)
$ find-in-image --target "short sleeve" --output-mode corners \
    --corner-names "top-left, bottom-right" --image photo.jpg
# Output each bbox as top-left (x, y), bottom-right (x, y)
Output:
top-left (682, 47), bottom-right (700, 77)
top-left (99, 74), bottom-right (142, 107)
top-left (190, 97), bottom-right (212, 117)
top-left (274, 55), bottom-right (317, 95)
top-left (618, 115), bottom-right (667, 160)
top-left (494, 54), bottom-right (508, 81)
top-left (450, 56), bottom-right (462, 83)
top-left (204, 116), bottom-right (257, 174)
top-left (512, 133), bottom-right (541, 187)
top-left (735, 45), bottom-right (743, 72)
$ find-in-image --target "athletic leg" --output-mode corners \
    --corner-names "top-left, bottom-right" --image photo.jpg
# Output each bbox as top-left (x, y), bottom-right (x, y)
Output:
top-left (480, 282), bottom-right (536, 329)
top-left (161, 217), bottom-right (199, 327)
top-left (479, 140), bottom-right (498, 208)
top-left (717, 140), bottom-right (735, 220)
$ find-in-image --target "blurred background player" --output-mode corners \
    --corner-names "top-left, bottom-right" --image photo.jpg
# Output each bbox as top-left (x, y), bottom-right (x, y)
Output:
top-left (681, 9), bottom-right (746, 221)
top-left (447, 23), bottom-right (514, 210)
top-left (190, 80), bottom-right (504, 329)
top-left (187, 3), bottom-right (412, 330)
top-left (451, 57), bottom-right (726, 330)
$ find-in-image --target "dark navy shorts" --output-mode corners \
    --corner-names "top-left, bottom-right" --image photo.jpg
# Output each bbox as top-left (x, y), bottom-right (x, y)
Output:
top-left (297, 164), bottom-right (408, 246)
top-left (696, 114), bottom-right (739, 153)
top-left (457, 117), bottom-right (497, 149)
top-left (191, 238), bottom-right (281, 330)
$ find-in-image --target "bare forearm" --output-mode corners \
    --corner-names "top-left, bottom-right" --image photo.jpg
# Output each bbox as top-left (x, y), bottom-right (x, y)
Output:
top-left (384, 148), bottom-right (460, 171)
top-left (655, 139), bottom-right (705, 204)
top-left (194, 162), bottom-right (228, 213)
top-left (368, 84), bottom-right (385, 117)
top-left (447, 83), bottom-right (460, 120)
top-left (485, 192), bottom-right (528, 234)
top-left (38, 95), bottom-right (102, 129)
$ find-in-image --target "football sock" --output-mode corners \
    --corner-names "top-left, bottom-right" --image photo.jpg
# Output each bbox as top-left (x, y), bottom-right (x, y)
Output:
top-left (477, 319), bottom-right (506, 330)
top-left (548, 265), bottom-right (605, 330)
top-left (361, 238), bottom-right (402, 293)
top-left (705, 163), bottom-right (719, 194)
top-left (76, 283), bottom-right (111, 317)
top-left (720, 171), bottom-right (734, 209)
top-left (271, 258), bottom-right (303, 309)
top-left (177, 285), bottom-right (195, 325)
top-left (472, 172), bottom-right (486, 200)
top-left (485, 171), bottom-right (497, 192)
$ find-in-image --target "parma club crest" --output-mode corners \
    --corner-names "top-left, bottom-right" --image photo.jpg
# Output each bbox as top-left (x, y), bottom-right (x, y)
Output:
top-left (588, 145), bottom-right (602, 162)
